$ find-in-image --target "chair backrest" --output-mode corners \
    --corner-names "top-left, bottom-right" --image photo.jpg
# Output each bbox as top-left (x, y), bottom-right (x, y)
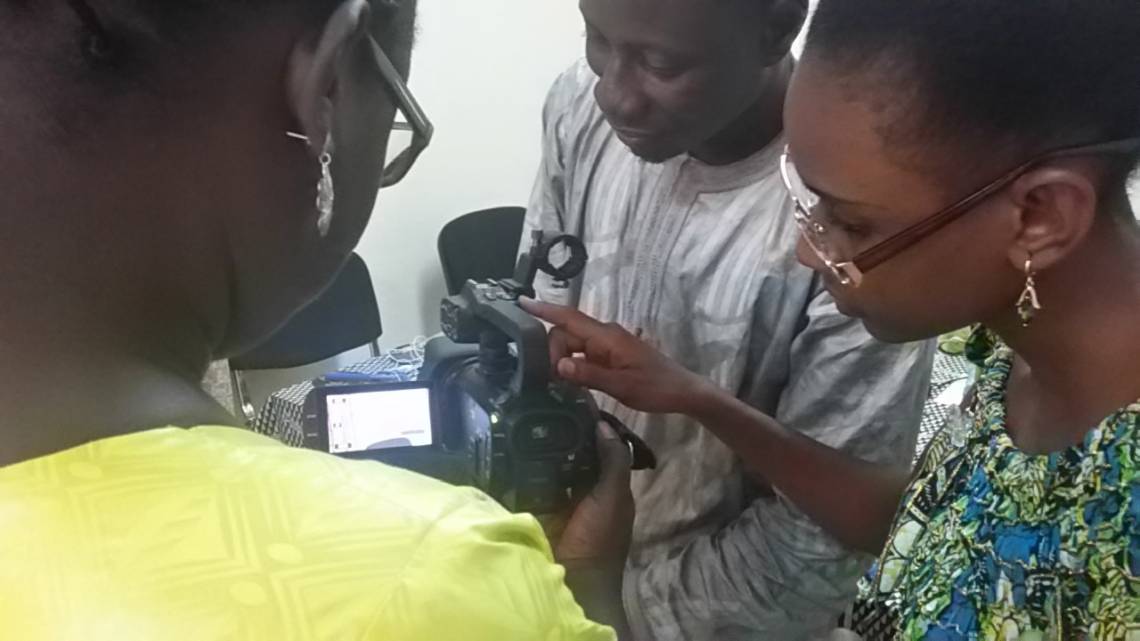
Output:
top-left (230, 253), bottom-right (382, 371)
top-left (438, 206), bottom-right (527, 295)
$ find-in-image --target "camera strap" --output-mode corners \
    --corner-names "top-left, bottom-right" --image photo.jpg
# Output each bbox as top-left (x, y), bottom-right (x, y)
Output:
top-left (598, 411), bottom-right (657, 471)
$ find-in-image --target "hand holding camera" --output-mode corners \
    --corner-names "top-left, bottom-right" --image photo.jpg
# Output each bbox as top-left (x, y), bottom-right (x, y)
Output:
top-left (546, 421), bottom-right (635, 564)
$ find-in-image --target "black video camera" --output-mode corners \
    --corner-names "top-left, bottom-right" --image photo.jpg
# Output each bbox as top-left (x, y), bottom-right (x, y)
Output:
top-left (421, 231), bottom-right (654, 514)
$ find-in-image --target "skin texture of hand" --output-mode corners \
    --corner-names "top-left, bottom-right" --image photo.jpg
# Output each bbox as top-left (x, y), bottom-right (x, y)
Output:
top-left (520, 298), bottom-right (718, 416)
top-left (553, 421), bottom-right (635, 566)
top-left (540, 421), bottom-right (635, 640)
top-left (522, 297), bottom-right (908, 556)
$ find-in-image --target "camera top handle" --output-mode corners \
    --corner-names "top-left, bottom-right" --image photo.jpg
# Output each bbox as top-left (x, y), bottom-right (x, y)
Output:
top-left (439, 231), bottom-right (589, 398)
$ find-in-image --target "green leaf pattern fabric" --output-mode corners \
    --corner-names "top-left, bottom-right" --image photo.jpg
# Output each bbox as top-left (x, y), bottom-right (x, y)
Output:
top-left (863, 328), bottom-right (1140, 639)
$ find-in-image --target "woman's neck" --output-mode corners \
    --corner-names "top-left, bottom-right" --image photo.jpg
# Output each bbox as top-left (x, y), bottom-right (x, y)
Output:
top-left (993, 218), bottom-right (1140, 452)
top-left (0, 120), bottom-right (242, 467)
top-left (0, 274), bottom-right (234, 467)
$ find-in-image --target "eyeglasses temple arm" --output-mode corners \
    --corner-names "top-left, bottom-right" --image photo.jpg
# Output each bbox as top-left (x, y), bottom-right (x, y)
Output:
top-left (854, 136), bottom-right (1140, 273)
top-left (369, 38), bottom-right (434, 144)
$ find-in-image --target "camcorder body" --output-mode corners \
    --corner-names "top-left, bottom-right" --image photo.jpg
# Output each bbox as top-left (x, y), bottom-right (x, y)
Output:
top-left (421, 339), bottom-right (603, 514)
top-left (422, 231), bottom-right (604, 514)
top-left (303, 231), bottom-right (653, 515)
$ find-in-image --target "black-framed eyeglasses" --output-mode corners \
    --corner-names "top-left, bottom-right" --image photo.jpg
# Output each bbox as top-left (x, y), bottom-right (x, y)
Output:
top-left (368, 37), bottom-right (434, 188)
top-left (62, 0), bottom-right (434, 190)
top-left (780, 136), bottom-right (1140, 287)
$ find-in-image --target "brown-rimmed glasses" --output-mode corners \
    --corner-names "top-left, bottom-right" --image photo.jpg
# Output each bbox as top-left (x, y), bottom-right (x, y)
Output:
top-left (780, 137), bottom-right (1140, 287)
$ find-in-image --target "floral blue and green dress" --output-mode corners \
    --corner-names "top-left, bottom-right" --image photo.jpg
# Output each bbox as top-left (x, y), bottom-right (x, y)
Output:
top-left (864, 330), bottom-right (1140, 639)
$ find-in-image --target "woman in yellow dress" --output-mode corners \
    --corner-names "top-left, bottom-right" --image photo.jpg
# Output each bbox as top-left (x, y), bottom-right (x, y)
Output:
top-left (0, 1), bottom-right (629, 639)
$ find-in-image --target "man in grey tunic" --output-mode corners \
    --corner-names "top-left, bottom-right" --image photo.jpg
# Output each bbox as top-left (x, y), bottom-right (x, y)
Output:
top-left (523, 0), bottom-right (936, 639)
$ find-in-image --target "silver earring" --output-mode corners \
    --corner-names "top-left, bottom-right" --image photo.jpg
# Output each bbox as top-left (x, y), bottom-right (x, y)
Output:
top-left (1016, 254), bottom-right (1043, 327)
top-left (285, 131), bottom-right (335, 237)
top-left (316, 135), bottom-right (335, 237)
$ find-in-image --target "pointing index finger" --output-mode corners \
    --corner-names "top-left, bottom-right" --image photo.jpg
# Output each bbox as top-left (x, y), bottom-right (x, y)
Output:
top-left (519, 297), bottom-right (610, 338)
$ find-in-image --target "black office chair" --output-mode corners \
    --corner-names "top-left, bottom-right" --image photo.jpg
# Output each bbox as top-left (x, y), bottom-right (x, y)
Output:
top-left (229, 253), bottom-right (383, 421)
top-left (438, 206), bottom-right (527, 295)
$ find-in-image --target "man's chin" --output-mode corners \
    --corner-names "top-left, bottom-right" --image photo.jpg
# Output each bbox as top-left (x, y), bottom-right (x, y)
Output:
top-left (629, 145), bottom-right (679, 163)
top-left (615, 133), bottom-right (682, 163)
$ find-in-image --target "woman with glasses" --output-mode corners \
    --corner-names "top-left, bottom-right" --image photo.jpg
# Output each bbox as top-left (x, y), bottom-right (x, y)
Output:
top-left (0, 1), bottom-right (629, 639)
top-left (524, 0), bottom-right (1140, 636)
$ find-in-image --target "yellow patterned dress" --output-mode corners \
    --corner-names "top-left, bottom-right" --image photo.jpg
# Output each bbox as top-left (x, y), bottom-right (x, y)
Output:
top-left (0, 426), bottom-right (614, 641)
top-left (864, 330), bottom-right (1140, 639)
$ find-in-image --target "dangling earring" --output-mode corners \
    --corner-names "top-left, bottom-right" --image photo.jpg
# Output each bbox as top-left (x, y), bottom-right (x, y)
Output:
top-left (316, 135), bottom-right (335, 237)
top-left (285, 130), bottom-right (335, 237)
top-left (1016, 254), bottom-right (1043, 327)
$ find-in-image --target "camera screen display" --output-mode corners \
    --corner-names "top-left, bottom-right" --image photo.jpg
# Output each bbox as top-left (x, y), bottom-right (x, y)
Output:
top-left (325, 386), bottom-right (434, 454)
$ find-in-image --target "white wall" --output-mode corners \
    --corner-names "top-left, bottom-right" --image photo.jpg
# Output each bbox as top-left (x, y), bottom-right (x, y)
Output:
top-left (359, 1), bottom-right (587, 348)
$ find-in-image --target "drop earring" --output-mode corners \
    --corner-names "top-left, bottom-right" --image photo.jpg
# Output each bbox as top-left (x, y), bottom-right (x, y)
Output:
top-left (316, 135), bottom-right (335, 237)
top-left (285, 130), bottom-right (335, 237)
top-left (1016, 254), bottom-right (1043, 327)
